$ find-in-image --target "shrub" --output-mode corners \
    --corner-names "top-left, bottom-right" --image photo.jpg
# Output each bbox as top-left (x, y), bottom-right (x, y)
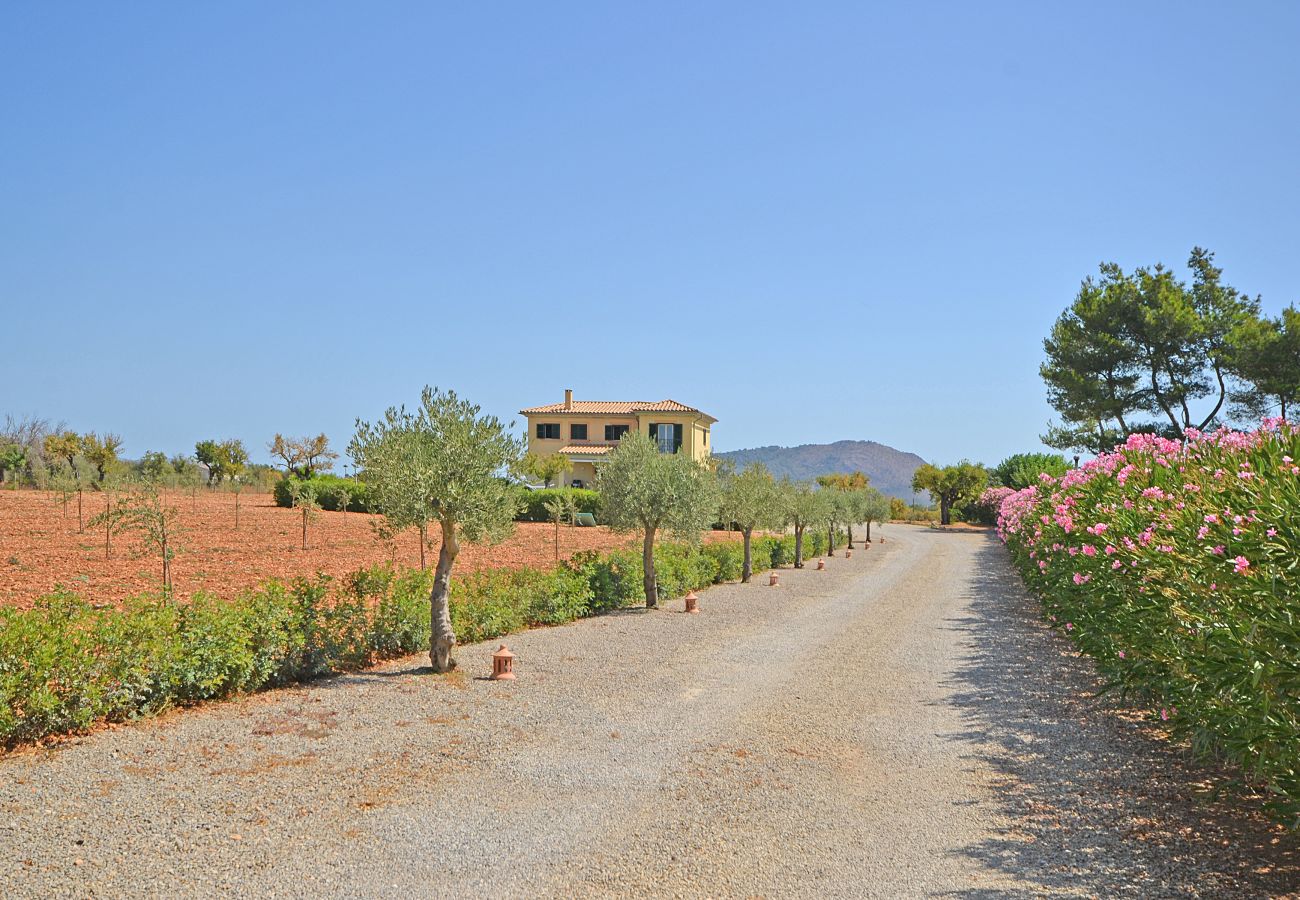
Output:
top-left (514, 487), bottom-right (601, 523)
top-left (963, 486), bottom-right (1016, 526)
top-left (1, 536), bottom-right (766, 750)
top-left (997, 422), bottom-right (1300, 826)
top-left (273, 475), bottom-right (370, 512)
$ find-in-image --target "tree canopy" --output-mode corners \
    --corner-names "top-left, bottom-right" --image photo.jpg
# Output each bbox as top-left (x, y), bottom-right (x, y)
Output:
top-left (598, 432), bottom-right (718, 607)
top-left (350, 386), bottom-right (523, 670)
top-left (718, 461), bottom-right (782, 581)
top-left (911, 461), bottom-right (988, 526)
top-left (1042, 248), bottom-right (1263, 453)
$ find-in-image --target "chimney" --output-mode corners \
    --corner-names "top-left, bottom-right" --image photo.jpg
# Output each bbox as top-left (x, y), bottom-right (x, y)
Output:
top-left (564, 389), bottom-right (573, 409)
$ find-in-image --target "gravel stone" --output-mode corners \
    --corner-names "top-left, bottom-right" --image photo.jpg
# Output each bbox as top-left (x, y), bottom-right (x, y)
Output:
top-left (1, 527), bottom-right (1296, 897)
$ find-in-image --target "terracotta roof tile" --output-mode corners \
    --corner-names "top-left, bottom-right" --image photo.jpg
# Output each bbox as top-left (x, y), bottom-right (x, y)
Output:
top-left (519, 398), bottom-right (714, 421)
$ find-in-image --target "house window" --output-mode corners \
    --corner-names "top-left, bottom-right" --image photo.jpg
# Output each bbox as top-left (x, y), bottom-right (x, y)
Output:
top-left (570, 423), bottom-right (588, 441)
top-left (649, 423), bottom-right (682, 454)
top-left (604, 424), bottom-right (629, 441)
top-left (536, 423), bottom-right (560, 439)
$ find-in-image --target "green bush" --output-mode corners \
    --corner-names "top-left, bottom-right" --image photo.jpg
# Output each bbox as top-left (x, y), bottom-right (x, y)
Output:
top-left (1, 536), bottom-right (777, 750)
top-left (702, 542), bottom-right (744, 582)
top-left (514, 487), bottom-right (602, 523)
top-left (273, 475), bottom-right (370, 512)
top-left (999, 424), bottom-right (1300, 826)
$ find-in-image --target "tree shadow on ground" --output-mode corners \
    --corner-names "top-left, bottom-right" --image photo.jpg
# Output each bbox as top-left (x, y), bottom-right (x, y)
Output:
top-left (939, 532), bottom-right (1300, 898)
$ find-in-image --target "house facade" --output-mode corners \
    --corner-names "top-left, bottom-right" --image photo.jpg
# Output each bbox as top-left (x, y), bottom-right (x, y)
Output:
top-left (519, 389), bottom-right (717, 488)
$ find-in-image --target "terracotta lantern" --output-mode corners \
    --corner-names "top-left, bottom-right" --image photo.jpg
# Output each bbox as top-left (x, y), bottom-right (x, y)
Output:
top-left (816, 559), bottom-right (826, 570)
top-left (845, 548), bottom-right (853, 559)
top-left (491, 644), bottom-right (516, 680)
top-left (768, 572), bottom-right (780, 586)
top-left (684, 591), bottom-right (699, 614)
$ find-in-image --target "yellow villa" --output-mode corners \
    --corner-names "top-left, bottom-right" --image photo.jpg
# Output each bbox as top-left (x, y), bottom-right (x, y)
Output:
top-left (519, 389), bottom-right (717, 488)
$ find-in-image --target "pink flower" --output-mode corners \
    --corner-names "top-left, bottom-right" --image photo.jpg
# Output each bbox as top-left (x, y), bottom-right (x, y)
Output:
top-left (1065, 622), bottom-right (1075, 631)
top-left (1233, 555), bottom-right (1250, 574)
top-left (1267, 528), bottom-right (1278, 537)
top-left (1211, 545), bottom-right (1225, 555)
top-left (1072, 573), bottom-right (1090, 585)
top-left (1117, 650), bottom-right (1126, 659)
top-left (1160, 708), bottom-right (1169, 721)
top-left (1082, 545), bottom-right (1097, 557)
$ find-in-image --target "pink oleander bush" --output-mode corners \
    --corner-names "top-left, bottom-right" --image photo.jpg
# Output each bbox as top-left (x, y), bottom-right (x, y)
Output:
top-left (997, 420), bottom-right (1300, 825)
top-left (967, 486), bottom-right (1016, 525)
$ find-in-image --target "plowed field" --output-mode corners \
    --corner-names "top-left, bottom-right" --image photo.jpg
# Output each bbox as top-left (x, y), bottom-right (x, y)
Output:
top-left (0, 488), bottom-right (645, 608)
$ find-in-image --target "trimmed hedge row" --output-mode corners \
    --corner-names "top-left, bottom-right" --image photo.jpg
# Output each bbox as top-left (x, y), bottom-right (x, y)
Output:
top-left (513, 487), bottom-right (603, 523)
top-left (0, 531), bottom-right (842, 750)
top-left (273, 474), bottom-right (371, 512)
top-left (997, 424), bottom-right (1300, 826)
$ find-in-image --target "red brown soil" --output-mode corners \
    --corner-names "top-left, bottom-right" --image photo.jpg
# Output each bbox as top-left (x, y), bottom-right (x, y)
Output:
top-left (0, 488), bottom-right (672, 609)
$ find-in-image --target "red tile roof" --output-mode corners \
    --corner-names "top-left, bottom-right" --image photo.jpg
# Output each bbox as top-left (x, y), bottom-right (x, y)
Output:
top-left (519, 398), bottom-right (715, 422)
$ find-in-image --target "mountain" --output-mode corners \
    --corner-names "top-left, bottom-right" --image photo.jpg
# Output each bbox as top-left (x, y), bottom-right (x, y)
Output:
top-left (716, 440), bottom-right (928, 499)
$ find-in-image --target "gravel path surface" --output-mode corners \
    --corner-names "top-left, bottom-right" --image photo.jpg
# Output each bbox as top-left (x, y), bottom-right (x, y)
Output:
top-left (3, 526), bottom-right (1298, 897)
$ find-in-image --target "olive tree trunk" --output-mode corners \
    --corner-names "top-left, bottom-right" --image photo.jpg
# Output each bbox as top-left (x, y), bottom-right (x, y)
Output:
top-left (846, 522), bottom-right (854, 548)
top-left (794, 526), bottom-right (805, 568)
top-left (827, 526), bottom-right (835, 556)
top-left (642, 526), bottom-right (658, 608)
top-left (741, 527), bottom-right (754, 583)
top-left (865, 519), bottom-right (872, 542)
top-left (429, 519), bottom-right (459, 671)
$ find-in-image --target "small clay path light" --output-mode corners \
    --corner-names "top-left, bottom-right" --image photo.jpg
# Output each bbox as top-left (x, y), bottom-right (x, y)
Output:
top-left (768, 572), bottom-right (780, 586)
top-left (684, 591), bottom-right (699, 614)
top-left (845, 548), bottom-right (853, 559)
top-left (491, 644), bottom-right (516, 681)
top-left (816, 558), bottom-right (826, 570)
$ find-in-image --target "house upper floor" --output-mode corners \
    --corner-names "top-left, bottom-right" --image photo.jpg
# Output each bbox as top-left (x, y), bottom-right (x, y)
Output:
top-left (519, 390), bottom-right (717, 463)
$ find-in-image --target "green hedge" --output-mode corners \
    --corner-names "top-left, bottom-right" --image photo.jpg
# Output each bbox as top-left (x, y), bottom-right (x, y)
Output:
top-left (0, 530), bottom-right (844, 750)
top-left (513, 487), bottom-right (602, 523)
top-left (273, 475), bottom-right (371, 512)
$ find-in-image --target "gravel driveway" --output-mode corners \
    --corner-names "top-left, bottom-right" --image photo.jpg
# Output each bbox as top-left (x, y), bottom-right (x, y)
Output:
top-left (3, 526), bottom-right (1297, 898)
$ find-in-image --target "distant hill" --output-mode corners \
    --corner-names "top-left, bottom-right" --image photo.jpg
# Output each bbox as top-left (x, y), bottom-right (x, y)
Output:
top-left (716, 440), bottom-right (928, 499)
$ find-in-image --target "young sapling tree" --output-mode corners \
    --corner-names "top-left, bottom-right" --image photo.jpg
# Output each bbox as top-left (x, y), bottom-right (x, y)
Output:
top-left (542, 492), bottom-right (579, 562)
top-left (113, 486), bottom-right (185, 595)
top-left (288, 479), bottom-right (321, 550)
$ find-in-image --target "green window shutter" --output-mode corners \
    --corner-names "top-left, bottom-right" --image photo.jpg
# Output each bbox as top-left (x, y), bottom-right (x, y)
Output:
top-left (649, 423), bottom-right (658, 439)
top-left (673, 424), bottom-right (683, 452)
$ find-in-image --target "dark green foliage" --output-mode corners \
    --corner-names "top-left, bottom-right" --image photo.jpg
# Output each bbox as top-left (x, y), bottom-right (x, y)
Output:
top-left (992, 452), bottom-right (1070, 489)
top-left (0, 527), bottom-right (851, 750)
top-left (514, 487), bottom-right (602, 523)
top-left (274, 475), bottom-right (371, 512)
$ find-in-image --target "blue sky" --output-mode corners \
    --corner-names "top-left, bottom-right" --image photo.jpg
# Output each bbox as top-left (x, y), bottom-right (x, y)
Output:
top-left (3, 2), bottom-right (1298, 467)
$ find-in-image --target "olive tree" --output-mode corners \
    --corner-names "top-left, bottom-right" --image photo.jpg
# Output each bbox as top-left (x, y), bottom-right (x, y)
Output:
top-left (522, 451), bottom-right (568, 488)
top-left (597, 432), bottom-right (718, 608)
top-left (862, 487), bottom-right (890, 542)
top-left (780, 477), bottom-right (826, 568)
top-left (718, 462), bottom-right (782, 582)
top-left (350, 387), bottom-right (523, 672)
top-left (911, 461), bottom-right (988, 526)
